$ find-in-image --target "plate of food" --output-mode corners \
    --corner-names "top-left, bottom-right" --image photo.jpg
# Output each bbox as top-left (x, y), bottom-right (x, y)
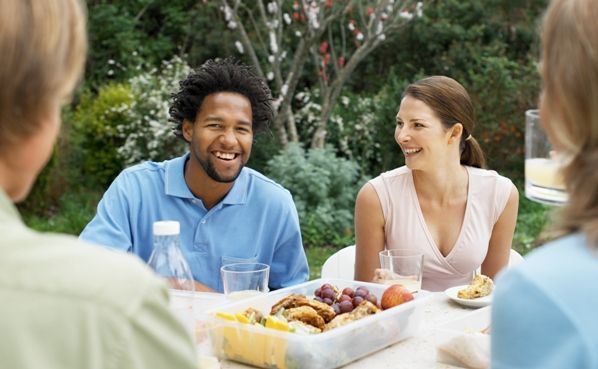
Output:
top-left (445, 274), bottom-right (493, 308)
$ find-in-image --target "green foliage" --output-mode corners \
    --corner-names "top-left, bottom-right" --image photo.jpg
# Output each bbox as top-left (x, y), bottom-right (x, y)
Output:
top-left (118, 56), bottom-right (190, 165)
top-left (73, 83), bottom-right (132, 187)
top-left (266, 144), bottom-right (364, 248)
top-left (23, 190), bottom-right (100, 235)
top-left (513, 190), bottom-right (552, 255)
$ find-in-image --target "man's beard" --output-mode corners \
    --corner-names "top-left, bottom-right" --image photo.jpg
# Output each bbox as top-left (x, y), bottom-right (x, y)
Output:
top-left (199, 155), bottom-right (244, 183)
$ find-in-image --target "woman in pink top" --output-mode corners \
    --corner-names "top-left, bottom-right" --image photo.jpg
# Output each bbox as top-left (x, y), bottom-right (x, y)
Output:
top-left (354, 76), bottom-right (519, 291)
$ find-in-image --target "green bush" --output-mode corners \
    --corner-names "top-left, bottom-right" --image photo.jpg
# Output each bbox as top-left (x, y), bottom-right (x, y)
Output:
top-left (73, 83), bottom-right (133, 187)
top-left (266, 143), bottom-right (364, 248)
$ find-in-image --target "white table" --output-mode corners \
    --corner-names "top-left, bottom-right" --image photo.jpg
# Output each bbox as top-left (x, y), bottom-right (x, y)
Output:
top-left (217, 292), bottom-right (477, 369)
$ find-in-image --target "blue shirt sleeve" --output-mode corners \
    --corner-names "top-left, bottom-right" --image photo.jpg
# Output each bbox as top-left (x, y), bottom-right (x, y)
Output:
top-left (267, 198), bottom-right (309, 290)
top-left (491, 268), bottom-right (589, 369)
top-left (79, 172), bottom-right (134, 252)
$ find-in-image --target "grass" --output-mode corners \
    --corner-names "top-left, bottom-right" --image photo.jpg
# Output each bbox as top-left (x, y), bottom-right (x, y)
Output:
top-left (20, 184), bottom-right (551, 279)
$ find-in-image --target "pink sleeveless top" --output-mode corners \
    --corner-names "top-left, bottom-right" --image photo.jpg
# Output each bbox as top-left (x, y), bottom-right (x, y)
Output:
top-left (369, 166), bottom-right (512, 291)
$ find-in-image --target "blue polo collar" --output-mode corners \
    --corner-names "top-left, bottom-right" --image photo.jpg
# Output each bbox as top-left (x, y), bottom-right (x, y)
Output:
top-left (164, 153), bottom-right (248, 205)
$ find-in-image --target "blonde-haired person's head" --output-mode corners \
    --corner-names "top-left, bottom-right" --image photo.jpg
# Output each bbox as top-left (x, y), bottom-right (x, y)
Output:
top-left (0, 0), bottom-right (87, 150)
top-left (541, 0), bottom-right (598, 246)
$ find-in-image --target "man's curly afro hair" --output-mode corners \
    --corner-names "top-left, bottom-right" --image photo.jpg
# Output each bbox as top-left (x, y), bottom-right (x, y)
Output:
top-left (169, 58), bottom-right (273, 141)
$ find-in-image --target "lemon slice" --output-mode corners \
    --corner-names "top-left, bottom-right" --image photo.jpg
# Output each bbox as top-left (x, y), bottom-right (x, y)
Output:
top-left (235, 313), bottom-right (250, 324)
top-left (264, 315), bottom-right (290, 332)
top-left (215, 312), bottom-right (236, 321)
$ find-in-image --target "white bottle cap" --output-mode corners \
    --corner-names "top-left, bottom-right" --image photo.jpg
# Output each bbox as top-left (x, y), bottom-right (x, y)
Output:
top-left (153, 221), bottom-right (180, 236)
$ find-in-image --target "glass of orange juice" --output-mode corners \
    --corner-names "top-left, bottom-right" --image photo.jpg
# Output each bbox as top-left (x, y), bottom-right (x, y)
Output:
top-left (525, 109), bottom-right (568, 205)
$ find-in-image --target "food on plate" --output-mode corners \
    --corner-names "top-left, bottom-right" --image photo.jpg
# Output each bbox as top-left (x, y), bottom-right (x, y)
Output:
top-left (380, 284), bottom-right (414, 310)
top-left (457, 274), bottom-right (493, 299)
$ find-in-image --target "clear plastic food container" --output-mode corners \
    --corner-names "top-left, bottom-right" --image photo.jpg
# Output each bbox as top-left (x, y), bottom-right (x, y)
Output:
top-left (204, 278), bottom-right (432, 369)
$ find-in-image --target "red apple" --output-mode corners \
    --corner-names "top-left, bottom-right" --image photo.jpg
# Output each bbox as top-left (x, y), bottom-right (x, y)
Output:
top-left (380, 284), bottom-right (414, 310)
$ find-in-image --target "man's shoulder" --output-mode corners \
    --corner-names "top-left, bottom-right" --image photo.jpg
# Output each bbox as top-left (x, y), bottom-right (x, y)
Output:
top-left (243, 168), bottom-right (292, 197)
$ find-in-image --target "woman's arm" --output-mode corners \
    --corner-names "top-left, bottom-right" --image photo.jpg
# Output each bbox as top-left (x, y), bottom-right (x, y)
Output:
top-left (481, 184), bottom-right (519, 279)
top-left (354, 183), bottom-right (386, 282)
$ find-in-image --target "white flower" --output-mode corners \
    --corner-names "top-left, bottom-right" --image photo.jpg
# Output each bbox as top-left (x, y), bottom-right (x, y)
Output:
top-left (295, 30), bottom-right (302, 37)
top-left (356, 32), bottom-right (364, 41)
top-left (280, 84), bottom-right (288, 97)
top-left (108, 59), bottom-right (115, 65)
top-left (228, 21), bottom-right (237, 29)
top-left (267, 72), bottom-right (274, 80)
top-left (399, 11), bottom-right (413, 20)
top-left (348, 22), bottom-right (355, 31)
top-left (284, 13), bottom-right (291, 25)
top-left (268, 55), bottom-right (275, 63)
top-left (221, 5), bottom-right (233, 21)
top-left (269, 32), bottom-right (278, 53)
top-left (267, 2), bottom-right (278, 14)
top-left (235, 41), bottom-right (244, 54)
top-left (416, 2), bottom-right (423, 17)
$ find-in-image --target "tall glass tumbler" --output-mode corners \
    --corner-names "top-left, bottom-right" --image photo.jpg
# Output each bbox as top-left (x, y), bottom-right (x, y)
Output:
top-left (524, 109), bottom-right (568, 205)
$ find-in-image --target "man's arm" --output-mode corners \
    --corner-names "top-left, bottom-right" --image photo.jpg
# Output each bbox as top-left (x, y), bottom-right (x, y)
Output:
top-left (80, 173), bottom-right (134, 251)
top-left (268, 198), bottom-right (309, 289)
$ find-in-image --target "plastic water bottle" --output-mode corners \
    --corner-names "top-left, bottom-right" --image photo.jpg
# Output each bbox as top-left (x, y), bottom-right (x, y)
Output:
top-left (148, 220), bottom-right (195, 292)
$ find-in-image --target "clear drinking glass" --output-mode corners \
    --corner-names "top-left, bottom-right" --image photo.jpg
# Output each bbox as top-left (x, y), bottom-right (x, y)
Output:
top-left (221, 262), bottom-right (269, 300)
top-left (524, 109), bottom-right (568, 205)
top-left (378, 249), bottom-right (424, 293)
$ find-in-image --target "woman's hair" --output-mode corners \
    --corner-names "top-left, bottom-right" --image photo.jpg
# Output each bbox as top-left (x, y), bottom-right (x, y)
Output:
top-left (541, 0), bottom-right (598, 246)
top-left (0, 0), bottom-right (87, 149)
top-left (169, 58), bottom-right (273, 141)
top-left (402, 76), bottom-right (486, 168)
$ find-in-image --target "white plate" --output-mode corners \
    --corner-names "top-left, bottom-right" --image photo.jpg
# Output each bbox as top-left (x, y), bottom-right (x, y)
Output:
top-left (444, 285), bottom-right (492, 308)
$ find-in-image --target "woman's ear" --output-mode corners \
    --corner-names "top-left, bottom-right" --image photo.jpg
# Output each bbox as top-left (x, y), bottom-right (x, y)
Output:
top-left (182, 119), bottom-right (194, 142)
top-left (448, 123), bottom-right (464, 144)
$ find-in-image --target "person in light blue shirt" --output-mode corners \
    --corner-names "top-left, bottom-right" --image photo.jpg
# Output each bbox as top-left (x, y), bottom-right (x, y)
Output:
top-left (81, 59), bottom-right (309, 292)
top-left (491, 0), bottom-right (598, 368)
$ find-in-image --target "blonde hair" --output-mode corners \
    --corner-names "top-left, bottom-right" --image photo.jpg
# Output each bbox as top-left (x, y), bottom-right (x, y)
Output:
top-left (541, 0), bottom-right (598, 246)
top-left (403, 76), bottom-right (486, 168)
top-left (0, 0), bottom-right (87, 148)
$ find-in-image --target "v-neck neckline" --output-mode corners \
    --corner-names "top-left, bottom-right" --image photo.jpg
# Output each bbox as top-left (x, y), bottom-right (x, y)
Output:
top-left (409, 166), bottom-right (472, 260)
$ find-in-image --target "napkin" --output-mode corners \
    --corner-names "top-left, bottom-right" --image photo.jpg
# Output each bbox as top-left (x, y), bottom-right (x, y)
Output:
top-left (436, 331), bottom-right (490, 369)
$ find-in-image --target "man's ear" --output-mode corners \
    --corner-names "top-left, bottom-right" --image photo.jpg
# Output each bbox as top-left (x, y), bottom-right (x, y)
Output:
top-left (448, 123), bottom-right (464, 144)
top-left (182, 119), bottom-right (194, 142)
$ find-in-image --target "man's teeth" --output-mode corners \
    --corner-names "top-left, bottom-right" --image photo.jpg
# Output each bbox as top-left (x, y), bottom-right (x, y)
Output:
top-left (404, 148), bottom-right (422, 154)
top-left (215, 151), bottom-right (236, 160)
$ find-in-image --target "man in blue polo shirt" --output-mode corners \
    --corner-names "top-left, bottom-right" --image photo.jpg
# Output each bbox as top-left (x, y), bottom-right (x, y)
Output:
top-left (80, 58), bottom-right (309, 292)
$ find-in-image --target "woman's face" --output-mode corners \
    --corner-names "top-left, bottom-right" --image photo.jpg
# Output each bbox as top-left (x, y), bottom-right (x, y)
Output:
top-left (395, 95), bottom-right (456, 171)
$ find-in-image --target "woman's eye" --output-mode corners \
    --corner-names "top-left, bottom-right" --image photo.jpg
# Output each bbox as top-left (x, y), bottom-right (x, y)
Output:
top-left (396, 121), bottom-right (403, 127)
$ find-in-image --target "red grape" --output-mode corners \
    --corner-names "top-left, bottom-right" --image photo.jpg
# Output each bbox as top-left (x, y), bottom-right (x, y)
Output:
top-left (323, 297), bottom-right (333, 305)
top-left (365, 293), bottom-right (377, 304)
top-left (338, 294), bottom-right (352, 303)
top-left (332, 303), bottom-right (341, 315)
top-left (314, 287), bottom-right (322, 297)
top-left (341, 287), bottom-right (354, 297)
top-left (321, 288), bottom-right (336, 300)
top-left (352, 296), bottom-right (364, 307)
top-left (339, 300), bottom-right (354, 313)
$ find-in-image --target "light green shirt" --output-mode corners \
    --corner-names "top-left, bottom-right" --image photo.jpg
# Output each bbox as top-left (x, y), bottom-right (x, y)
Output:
top-left (0, 190), bottom-right (198, 369)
